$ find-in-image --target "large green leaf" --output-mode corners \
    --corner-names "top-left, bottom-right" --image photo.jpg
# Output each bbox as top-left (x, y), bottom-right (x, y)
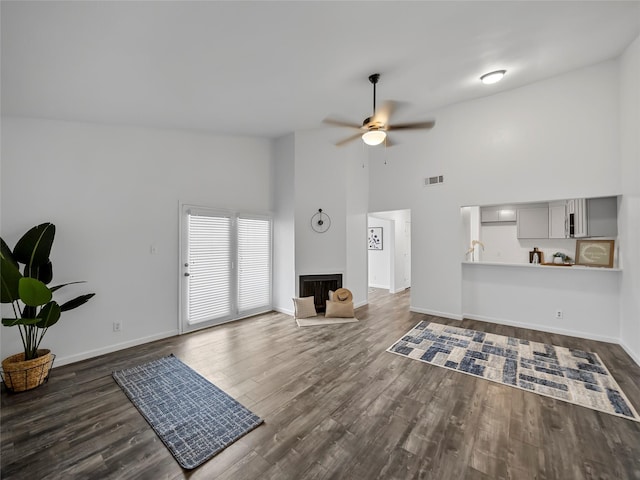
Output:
top-left (36, 301), bottom-right (61, 328)
top-left (2, 317), bottom-right (40, 327)
top-left (0, 257), bottom-right (22, 303)
top-left (60, 293), bottom-right (95, 312)
top-left (22, 305), bottom-right (36, 319)
top-left (50, 281), bottom-right (86, 293)
top-left (24, 260), bottom-right (53, 284)
top-left (0, 237), bottom-right (18, 268)
top-left (18, 277), bottom-right (52, 307)
top-left (13, 223), bottom-right (56, 273)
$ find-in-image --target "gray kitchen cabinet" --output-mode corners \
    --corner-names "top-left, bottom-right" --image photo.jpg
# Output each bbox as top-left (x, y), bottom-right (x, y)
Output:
top-left (481, 206), bottom-right (517, 223)
top-left (587, 196), bottom-right (618, 237)
top-left (548, 203), bottom-right (567, 239)
top-left (517, 207), bottom-right (549, 239)
top-left (481, 207), bottom-right (499, 223)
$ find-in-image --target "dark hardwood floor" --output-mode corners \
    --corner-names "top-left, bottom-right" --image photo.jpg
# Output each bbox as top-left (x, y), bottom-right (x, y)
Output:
top-left (2, 288), bottom-right (640, 479)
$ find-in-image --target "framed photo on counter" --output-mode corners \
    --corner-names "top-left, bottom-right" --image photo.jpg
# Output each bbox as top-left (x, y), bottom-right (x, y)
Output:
top-left (575, 239), bottom-right (615, 268)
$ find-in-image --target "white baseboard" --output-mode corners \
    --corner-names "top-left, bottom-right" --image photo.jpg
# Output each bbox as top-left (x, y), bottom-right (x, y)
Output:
top-left (53, 330), bottom-right (179, 367)
top-left (273, 306), bottom-right (294, 316)
top-left (619, 340), bottom-right (640, 368)
top-left (355, 299), bottom-right (368, 309)
top-left (461, 313), bottom-right (619, 344)
top-left (410, 306), bottom-right (463, 321)
top-left (368, 283), bottom-right (389, 290)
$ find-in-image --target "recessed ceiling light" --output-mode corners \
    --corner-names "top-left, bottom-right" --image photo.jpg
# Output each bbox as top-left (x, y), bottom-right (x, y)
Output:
top-left (480, 70), bottom-right (506, 85)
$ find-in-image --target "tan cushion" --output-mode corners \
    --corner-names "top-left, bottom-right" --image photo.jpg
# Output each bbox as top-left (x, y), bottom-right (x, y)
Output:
top-left (293, 296), bottom-right (317, 319)
top-left (325, 300), bottom-right (354, 318)
top-left (328, 290), bottom-right (334, 301)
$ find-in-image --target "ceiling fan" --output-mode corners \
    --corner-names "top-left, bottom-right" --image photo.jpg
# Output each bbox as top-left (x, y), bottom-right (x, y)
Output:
top-left (323, 73), bottom-right (435, 147)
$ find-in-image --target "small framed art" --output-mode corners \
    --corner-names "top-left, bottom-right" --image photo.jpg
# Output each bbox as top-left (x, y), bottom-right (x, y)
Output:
top-left (575, 239), bottom-right (615, 268)
top-left (368, 227), bottom-right (383, 250)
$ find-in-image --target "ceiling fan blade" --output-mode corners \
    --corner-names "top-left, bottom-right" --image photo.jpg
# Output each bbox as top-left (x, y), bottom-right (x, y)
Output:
top-left (371, 100), bottom-right (397, 126)
top-left (323, 117), bottom-right (363, 129)
top-left (335, 132), bottom-right (363, 147)
top-left (387, 120), bottom-right (436, 131)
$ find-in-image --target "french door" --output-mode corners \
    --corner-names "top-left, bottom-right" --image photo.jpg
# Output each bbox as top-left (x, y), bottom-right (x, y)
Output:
top-left (180, 205), bottom-right (272, 333)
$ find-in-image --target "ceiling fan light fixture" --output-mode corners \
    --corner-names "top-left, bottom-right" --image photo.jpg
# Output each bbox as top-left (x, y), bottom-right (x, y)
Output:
top-left (480, 70), bottom-right (506, 85)
top-left (362, 129), bottom-right (387, 146)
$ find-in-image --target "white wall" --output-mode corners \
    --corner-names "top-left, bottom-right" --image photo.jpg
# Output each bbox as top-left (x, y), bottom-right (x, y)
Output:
top-left (391, 211), bottom-right (413, 289)
top-left (272, 134), bottom-right (296, 315)
top-left (619, 34), bottom-right (640, 364)
top-left (480, 223), bottom-right (576, 265)
top-left (293, 130), bottom-right (369, 306)
top-left (272, 129), bottom-right (369, 312)
top-left (345, 152), bottom-right (369, 307)
top-left (0, 117), bottom-right (273, 365)
top-left (369, 60), bottom-right (622, 328)
top-left (294, 130), bottom-right (347, 282)
top-left (367, 217), bottom-right (391, 289)
top-left (462, 264), bottom-right (620, 342)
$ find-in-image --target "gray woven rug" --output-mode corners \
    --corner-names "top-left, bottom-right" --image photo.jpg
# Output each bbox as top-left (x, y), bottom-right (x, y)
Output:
top-left (388, 321), bottom-right (640, 422)
top-left (113, 354), bottom-right (263, 469)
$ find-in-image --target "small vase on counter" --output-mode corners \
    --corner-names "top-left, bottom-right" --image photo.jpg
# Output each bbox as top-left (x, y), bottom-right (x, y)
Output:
top-left (529, 247), bottom-right (543, 264)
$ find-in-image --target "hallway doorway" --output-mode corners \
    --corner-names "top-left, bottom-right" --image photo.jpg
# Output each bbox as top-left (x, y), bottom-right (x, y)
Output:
top-left (367, 209), bottom-right (411, 294)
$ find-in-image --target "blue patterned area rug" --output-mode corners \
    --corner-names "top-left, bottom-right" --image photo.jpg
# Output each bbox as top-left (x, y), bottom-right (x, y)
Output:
top-left (387, 322), bottom-right (640, 422)
top-left (113, 354), bottom-right (263, 469)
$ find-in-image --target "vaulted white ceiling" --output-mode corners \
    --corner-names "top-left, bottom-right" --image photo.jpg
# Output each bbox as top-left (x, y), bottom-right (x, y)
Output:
top-left (2, 1), bottom-right (639, 139)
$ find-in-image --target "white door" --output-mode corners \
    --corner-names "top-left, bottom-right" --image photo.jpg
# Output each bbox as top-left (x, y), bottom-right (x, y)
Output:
top-left (181, 206), bottom-right (233, 333)
top-left (180, 205), bottom-right (272, 334)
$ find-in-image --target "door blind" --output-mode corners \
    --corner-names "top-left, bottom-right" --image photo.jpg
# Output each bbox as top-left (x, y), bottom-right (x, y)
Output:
top-left (237, 217), bottom-right (272, 313)
top-left (187, 213), bottom-right (232, 324)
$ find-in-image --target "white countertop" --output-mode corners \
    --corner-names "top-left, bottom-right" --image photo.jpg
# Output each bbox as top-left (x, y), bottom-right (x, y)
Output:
top-left (461, 261), bottom-right (621, 271)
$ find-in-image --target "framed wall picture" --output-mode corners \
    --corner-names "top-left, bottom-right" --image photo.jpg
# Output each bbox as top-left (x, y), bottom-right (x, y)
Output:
top-left (575, 239), bottom-right (615, 268)
top-left (368, 227), bottom-right (383, 250)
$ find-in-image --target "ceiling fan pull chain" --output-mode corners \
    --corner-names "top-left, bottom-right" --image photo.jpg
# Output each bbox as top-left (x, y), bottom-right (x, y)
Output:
top-left (384, 136), bottom-right (388, 164)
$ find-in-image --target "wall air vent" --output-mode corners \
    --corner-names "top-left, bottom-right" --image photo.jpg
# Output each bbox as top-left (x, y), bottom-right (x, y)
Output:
top-left (424, 175), bottom-right (444, 186)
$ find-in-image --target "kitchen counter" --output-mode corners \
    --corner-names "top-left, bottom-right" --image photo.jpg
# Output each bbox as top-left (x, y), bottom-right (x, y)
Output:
top-left (462, 261), bottom-right (621, 271)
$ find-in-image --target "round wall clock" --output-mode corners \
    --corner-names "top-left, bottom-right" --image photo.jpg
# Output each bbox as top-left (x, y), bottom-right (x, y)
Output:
top-left (311, 209), bottom-right (331, 233)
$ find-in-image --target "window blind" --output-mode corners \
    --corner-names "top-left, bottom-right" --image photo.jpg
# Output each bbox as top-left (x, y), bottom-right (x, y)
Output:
top-left (237, 217), bottom-right (272, 313)
top-left (187, 213), bottom-right (232, 324)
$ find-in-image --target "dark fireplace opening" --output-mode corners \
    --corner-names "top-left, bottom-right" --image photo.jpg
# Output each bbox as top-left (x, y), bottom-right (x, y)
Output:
top-left (299, 274), bottom-right (343, 313)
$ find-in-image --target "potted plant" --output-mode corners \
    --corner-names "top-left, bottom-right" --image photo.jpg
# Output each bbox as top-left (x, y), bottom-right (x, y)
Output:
top-left (0, 222), bottom-right (95, 392)
top-left (552, 252), bottom-right (572, 264)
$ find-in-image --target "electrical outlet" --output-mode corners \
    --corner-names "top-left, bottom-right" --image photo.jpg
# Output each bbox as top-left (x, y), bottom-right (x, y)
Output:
top-left (555, 310), bottom-right (563, 320)
top-left (113, 321), bottom-right (122, 332)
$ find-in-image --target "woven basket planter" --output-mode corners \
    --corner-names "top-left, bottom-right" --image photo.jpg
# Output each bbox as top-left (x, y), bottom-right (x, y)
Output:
top-left (1, 349), bottom-right (55, 393)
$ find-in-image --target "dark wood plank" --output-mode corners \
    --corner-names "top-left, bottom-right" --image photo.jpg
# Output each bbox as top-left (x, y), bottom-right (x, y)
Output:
top-left (2, 287), bottom-right (640, 479)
